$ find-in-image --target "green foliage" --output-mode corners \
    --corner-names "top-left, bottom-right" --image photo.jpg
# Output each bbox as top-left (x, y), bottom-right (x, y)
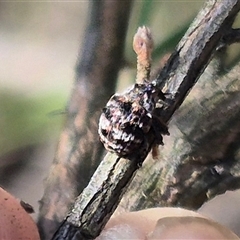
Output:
top-left (126, 1), bottom-right (199, 69)
top-left (152, 20), bottom-right (191, 60)
top-left (137, 0), bottom-right (155, 26)
top-left (0, 90), bottom-right (65, 156)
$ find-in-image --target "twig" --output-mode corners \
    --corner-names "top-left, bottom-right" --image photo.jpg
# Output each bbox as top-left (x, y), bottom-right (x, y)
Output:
top-left (216, 28), bottom-right (240, 50)
top-left (222, 28), bottom-right (240, 46)
top-left (38, 0), bottom-right (133, 239)
top-left (98, 26), bottom-right (168, 161)
top-left (133, 26), bottom-right (153, 83)
top-left (119, 59), bottom-right (240, 211)
top-left (51, 0), bottom-right (240, 239)
top-left (155, 0), bottom-right (240, 122)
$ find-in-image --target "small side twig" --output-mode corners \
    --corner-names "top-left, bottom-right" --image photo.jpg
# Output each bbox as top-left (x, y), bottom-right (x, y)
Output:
top-left (133, 26), bottom-right (153, 83)
top-left (52, 0), bottom-right (240, 239)
top-left (222, 28), bottom-right (240, 45)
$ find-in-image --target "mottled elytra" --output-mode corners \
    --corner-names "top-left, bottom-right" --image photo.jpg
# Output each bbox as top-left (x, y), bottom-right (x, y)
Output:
top-left (98, 82), bottom-right (169, 160)
top-left (98, 26), bottom-right (169, 160)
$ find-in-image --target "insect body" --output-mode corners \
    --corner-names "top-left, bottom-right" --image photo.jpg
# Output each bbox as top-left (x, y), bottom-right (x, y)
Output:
top-left (98, 26), bottom-right (169, 160)
top-left (98, 81), bottom-right (169, 160)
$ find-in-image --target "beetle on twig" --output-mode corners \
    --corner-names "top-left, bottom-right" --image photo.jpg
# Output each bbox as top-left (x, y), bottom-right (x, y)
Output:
top-left (98, 26), bottom-right (169, 160)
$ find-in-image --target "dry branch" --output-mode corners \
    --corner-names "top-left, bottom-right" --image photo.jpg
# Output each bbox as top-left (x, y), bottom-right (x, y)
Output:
top-left (222, 28), bottom-right (240, 46)
top-left (37, 1), bottom-right (133, 239)
top-left (120, 59), bottom-right (240, 211)
top-left (51, 0), bottom-right (240, 239)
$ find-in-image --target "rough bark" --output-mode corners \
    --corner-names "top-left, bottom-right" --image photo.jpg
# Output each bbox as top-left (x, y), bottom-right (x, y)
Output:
top-left (51, 0), bottom-right (240, 239)
top-left (37, 1), bottom-right (133, 239)
top-left (120, 59), bottom-right (240, 211)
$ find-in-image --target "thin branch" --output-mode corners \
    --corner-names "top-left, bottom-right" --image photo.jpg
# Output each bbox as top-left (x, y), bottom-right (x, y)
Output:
top-left (120, 59), bottom-right (240, 212)
top-left (155, 0), bottom-right (240, 122)
top-left (216, 28), bottom-right (240, 50)
top-left (52, 0), bottom-right (240, 239)
top-left (38, 0), bottom-right (133, 239)
top-left (222, 28), bottom-right (240, 45)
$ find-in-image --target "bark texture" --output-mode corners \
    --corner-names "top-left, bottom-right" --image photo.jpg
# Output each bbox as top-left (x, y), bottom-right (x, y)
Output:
top-left (51, 0), bottom-right (240, 239)
top-left (38, 1), bottom-right (133, 239)
top-left (120, 59), bottom-right (240, 211)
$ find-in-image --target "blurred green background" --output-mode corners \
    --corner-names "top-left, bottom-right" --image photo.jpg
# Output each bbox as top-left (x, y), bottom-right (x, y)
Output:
top-left (3, 0), bottom-right (240, 217)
